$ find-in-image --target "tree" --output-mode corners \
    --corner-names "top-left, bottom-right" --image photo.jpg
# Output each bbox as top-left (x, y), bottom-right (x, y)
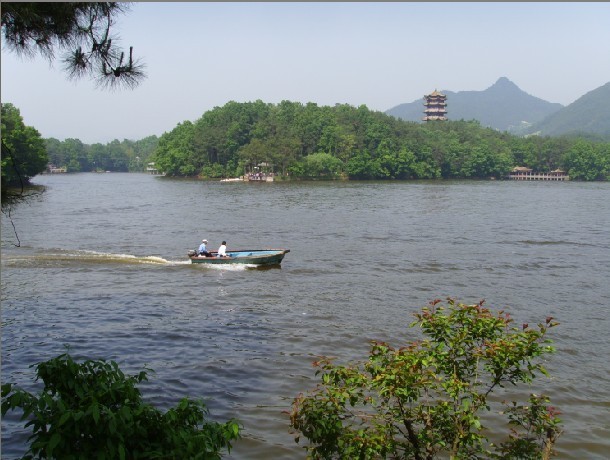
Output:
top-left (238, 137), bottom-right (268, 174)
top-left (1, 2), bottom-right (145, 89)
top-left (106, 139), bottom-right (130, 171)
top-left (88, 142), bottom-right (108, 171)
top-left (461, 145), bottom-right (495, 178)
top-left (2, 353), bottom-right (241, 459)
top-left (562, 140), bottom-right (610, 181)
top-left (45, 137), bottom-right (67, 168)
top-left (1, 103), bottom-right (48, 192)
top-left (291, 152), bottom-right (344, 179)
top-left (152, 121), bottom-right (197, 176)
top-left (61, 137), bottom-right (88, 172)
top-left (346, 150), bottom-right (381, 179)
top-left (290, 298), bottom-right (562, 459)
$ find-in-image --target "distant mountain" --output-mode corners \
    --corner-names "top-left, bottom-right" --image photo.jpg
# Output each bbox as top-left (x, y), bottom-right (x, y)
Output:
top-left (386, 77), bottom-right (563, 134)
top-left (526, 81), bottom-right (610, 139)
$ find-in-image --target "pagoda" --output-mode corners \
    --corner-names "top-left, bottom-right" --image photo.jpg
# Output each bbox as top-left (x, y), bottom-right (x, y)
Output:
top-left (422, 89), bottom-right (447, 121)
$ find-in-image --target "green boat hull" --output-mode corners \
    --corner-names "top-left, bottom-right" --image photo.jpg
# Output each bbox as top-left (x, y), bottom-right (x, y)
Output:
top-left (188, 249), bottom-right (289, 266)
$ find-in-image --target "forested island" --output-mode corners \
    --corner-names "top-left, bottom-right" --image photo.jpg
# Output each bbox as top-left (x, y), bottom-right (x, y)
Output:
top-left (3, 100), bottom-right (610, 194)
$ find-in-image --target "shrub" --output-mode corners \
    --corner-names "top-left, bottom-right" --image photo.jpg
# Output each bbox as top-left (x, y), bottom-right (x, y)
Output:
top-left (2, 353), bottom-right (240, 459)
top-left (290, 298), bottom-right (562, 459)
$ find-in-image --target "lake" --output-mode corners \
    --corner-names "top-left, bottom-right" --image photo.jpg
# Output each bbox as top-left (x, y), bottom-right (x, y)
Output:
top-left (2, 173), bottom-right (609, 458)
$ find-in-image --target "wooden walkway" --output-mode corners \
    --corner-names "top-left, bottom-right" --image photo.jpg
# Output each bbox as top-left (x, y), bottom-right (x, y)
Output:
top-left (508, 172), bottom-right (569, 181)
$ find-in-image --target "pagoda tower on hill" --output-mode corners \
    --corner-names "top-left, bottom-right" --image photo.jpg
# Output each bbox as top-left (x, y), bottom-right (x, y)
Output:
top-left (422, 89), bottom-right (448, 121)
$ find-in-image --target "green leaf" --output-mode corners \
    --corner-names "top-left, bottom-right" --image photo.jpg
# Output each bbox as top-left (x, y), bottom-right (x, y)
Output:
top-left (91, 403), bottom-right (100, 424)
top-left (47, 432), bottom-right (61, 457)
top-left (58, 411), bottom-right (71, 426)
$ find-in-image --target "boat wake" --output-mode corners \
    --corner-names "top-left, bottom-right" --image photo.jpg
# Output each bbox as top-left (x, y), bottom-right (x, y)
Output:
top-left (1, 249), bottom-right (253, 270)
top-left (2, 249), bottom-right (188, 267)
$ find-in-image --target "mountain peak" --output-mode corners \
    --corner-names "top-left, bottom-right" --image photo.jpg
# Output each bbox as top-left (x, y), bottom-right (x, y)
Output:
top-left (489, 77), bottom-right (519, 91)
top-left (385, 77), bottom-right (563, 132)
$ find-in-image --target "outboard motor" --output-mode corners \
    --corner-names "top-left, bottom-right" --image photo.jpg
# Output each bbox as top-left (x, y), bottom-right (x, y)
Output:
top-left (187, 249), bottom-right (197, 257)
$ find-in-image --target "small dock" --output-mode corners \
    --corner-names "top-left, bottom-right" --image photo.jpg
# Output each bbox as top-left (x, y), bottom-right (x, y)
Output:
top-left (246, 173), bottom-right (274, 182)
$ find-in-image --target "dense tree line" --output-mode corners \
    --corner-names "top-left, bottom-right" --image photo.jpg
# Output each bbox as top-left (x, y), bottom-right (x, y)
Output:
top-left (3, 100), bottom-right (609, 196)
top-left (45, 135), bottom-right (159, 173)
top-left (1, 103), bottom-right (48, 195)
top-left (2, 102), bottom-right (158, 190)
top-left (152, 101), bottom-right (610, 181)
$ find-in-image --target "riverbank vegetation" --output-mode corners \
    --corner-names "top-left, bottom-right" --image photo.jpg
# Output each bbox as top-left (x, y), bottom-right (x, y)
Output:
top-left (1, 103), bottom-right (47, 195)
top-left (1, 353), bottom-right (240, 459)
top-left (1, 100), bottom-right (159, 200)
top-left (3, 100), bottom-right (609, 188)
top-left (290, 298), bottom-right (562, 459)
top-left (44, 135), bottom-right (159, 173)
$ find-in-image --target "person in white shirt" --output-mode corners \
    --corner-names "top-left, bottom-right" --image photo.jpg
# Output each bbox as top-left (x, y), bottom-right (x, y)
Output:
top-left (217, 241), bottom-right (228, 257)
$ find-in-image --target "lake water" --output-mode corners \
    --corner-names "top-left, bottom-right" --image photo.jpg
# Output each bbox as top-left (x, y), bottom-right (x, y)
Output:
top-left (2, 173), bottom-right (609, 459)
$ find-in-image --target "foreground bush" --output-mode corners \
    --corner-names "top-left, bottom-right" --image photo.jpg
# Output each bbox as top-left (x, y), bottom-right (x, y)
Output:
top-left (2, 353), bottom-right (240, 459)
top-left (290, 298), bottom-right (562, 459)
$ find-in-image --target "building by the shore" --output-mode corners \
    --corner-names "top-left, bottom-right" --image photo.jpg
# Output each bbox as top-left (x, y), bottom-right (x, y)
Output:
top-left (46, 164), bottom-right (67, 173)
top-left (508, 166), bottom-right (569, 181)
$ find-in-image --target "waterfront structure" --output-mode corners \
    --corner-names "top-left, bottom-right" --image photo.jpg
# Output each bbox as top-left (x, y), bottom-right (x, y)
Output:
top-left (245, 162), bottom-right (275, 181)
top-left (146, 162), bottom-right (162, 175)
top-left (508, 166), bottom-right (569, 181)
top-left (423, 90), bottom-right (448, 121)
top-left (47, 164), bottom-right (67, 173)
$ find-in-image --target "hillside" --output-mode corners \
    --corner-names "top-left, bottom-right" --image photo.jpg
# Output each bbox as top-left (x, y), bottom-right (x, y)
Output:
top-left (386, 77), bottom-right (563, 134)
top-left (527, 81), bottom-right (610, 140)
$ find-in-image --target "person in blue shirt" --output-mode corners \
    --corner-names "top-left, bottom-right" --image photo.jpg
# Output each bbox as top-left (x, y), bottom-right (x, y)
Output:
top-left (198, 239), bottom-right (211, 257)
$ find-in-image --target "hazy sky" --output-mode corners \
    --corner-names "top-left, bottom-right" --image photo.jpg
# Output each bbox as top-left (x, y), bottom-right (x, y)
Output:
top-left (2, 2), bottom-right (610, 144)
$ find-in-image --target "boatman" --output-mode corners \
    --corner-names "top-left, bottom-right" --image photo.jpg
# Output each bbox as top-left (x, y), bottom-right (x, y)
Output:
top-left (198, 239), bottom-right (212, 257)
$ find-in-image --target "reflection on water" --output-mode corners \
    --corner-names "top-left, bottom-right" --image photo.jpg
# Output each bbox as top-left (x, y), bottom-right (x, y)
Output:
top-left (2, 174), bottom-right (610, 459)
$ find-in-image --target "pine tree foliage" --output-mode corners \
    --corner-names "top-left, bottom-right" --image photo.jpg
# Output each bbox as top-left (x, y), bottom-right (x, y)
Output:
top-left (1, 2), bottom-right (145, 89)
